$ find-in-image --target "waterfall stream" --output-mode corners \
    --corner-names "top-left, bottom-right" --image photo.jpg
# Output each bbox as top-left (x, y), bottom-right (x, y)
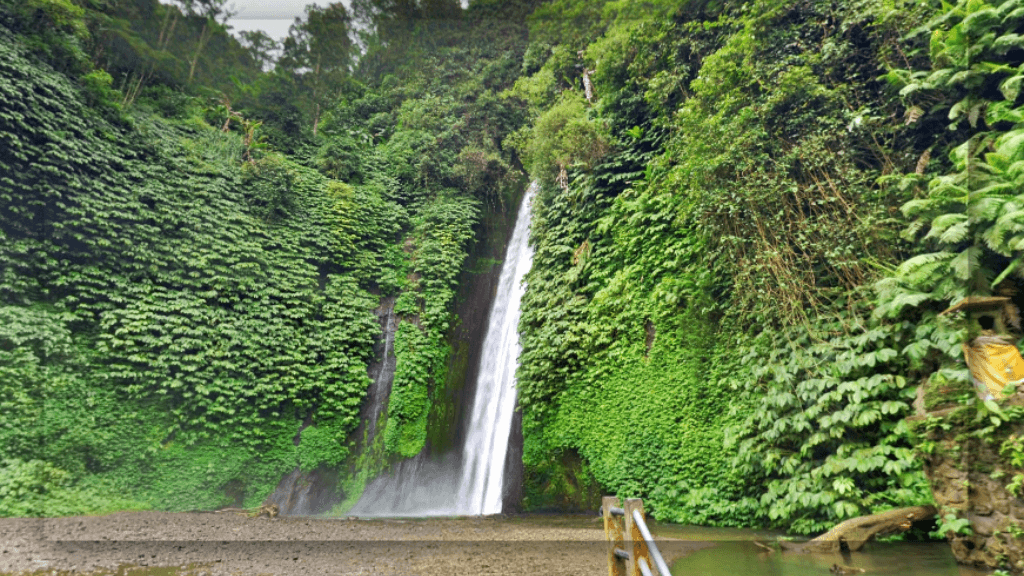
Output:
top-left (349, 182), bottom-right (536, 516)
top-left (366, 303), bottom-right (396, 444)
top-left (452, 182), bottom-right (536, 514)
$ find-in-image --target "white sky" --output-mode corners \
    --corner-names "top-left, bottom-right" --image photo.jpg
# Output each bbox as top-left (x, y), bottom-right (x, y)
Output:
top-left (225, 0), bottom-right (468, 21)
top-left (227, 0), bottom-right (347, 20)
top-left (225, 0), bottom-right (353, 43)
top-left (228, 18), bottom-right (294, 42)
top-left (224, 0), bottom-right (470, 42)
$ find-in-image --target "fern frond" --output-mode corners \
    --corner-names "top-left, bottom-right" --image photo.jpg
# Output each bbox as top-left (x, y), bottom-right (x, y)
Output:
top-left (996, 129), bottom-right (1024, 160)
top-left (924, 181), bottom-right (969, 203)
top-left (890, 291), bottom-right (934, 311)
top-left (983, 152), bottom-right (1011, 173)
top-left (968, 196), bottom-right (1005, 222)
top-left (971, 182), bottom-right (1016, 198)
top-left (900, 198), bottom-right (934, 218)
top-left (950, 246), bottom-right (982, 280)
top-left (925, 213), bottom-right (968, 240)
top-left (895, 251), bottom-right (954, 276)
top-left (1007, 159), bottom-right (1024, 181)
top-left (938, 220), bottom-right (970, 245)
top-left (985, 209), bottom-right (1024, 253)
top-left (901, 219), bottom-right (927, 241)
top-left (928, 212), bottom-right (968, 232)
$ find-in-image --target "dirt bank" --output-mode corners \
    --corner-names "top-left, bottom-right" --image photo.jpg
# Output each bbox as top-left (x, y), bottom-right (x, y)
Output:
top-left (0, 512), bottom-right (710, 575)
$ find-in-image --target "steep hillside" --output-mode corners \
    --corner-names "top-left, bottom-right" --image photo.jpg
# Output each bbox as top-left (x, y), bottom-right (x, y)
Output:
top-left (0, 0), bottom-right (532, 514)
top-left (512, 0), bottom-right (1024, 554)
top-left (2, 0), bottom-right (1023, 570)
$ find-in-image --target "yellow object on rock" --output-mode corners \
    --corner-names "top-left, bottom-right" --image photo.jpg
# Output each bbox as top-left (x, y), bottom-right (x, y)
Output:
top-left (962, 333), bottom-right (1024, 400)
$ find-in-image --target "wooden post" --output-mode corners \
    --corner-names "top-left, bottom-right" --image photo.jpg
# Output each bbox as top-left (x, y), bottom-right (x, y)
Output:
top-left (603, 496), bottom-right (626, 576)
top-left (624, 498), bottom-right (652, 576)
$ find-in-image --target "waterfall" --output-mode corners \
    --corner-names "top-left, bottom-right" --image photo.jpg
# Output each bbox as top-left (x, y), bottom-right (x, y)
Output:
top-left (366, 303), bottom-right (397, 444)
top-left (453, 182), bottom-right (536, 514)
top-left (349, 182), bottom-right (536, 516)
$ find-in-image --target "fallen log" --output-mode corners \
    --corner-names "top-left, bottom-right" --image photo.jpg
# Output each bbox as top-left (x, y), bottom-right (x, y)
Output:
top-left (777, 505), bottom-right (937, 554)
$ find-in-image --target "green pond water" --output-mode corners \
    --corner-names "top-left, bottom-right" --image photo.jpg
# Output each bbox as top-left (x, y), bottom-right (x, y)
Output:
top-left (506, 515), bottom-right (986, 576)
top-left (652, 524), bottom-right (989, 576)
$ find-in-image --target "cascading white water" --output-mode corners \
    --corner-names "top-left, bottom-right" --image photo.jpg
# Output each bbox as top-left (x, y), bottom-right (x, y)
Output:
top-left (349, 182), bottom-right (536, 516)
top-left (452, 182), bottom-right (536, 514)
top-left (366, 305), bottom-right (396, 443)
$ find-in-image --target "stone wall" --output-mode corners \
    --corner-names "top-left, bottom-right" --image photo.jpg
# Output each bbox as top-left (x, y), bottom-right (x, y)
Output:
top-left (912, 387), bottom-right (1024, 574)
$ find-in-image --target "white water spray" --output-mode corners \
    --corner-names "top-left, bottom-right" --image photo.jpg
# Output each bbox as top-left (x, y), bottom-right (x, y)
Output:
top-left (349, 182), bottom-right (536, 516)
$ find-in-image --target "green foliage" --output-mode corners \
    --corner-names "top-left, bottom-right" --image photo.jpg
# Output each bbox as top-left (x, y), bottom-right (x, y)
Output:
top-left (296, 425), bottom-right (347, 472)
top-left (8, 0), bottom-right (1001, 534)
top-left (128, 424), bottom-right (296, 511)
top-left (79, 68), bottom-right (121, 112)
top-left (880, 0), bottom-right (1024, 309)
top-left (728, 318), bottom-right (939, 533)
top-left (385, 193), bottom-right (480, 457)
top-left (0, 29), bottom-right (385, 513)
top-left (514, 0), bottom-right (945, 534)
top-left (0, 0), bottom-right (90, 73)
top-left (0, 458), bottom-right (146, 517)
top-left (0, 0), bottom-right (533, 517)
top-left (314, 1), bottom-right (532, 463)
top-left (931, 509), bottom-right (974, 538)
top-left (999, 433), bottom-right (1024, 496)
top-left (279, 3), bottom-right (356, 134)
top-left (519, 91), bottom-right (611, 187)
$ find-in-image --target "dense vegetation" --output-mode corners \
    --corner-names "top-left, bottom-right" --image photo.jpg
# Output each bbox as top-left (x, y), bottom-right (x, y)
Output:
top-left (0, 0), bottom-right (534, 514)
top-left (512, 0), bottom-right (1024, 538)
top-left (1, 0), bottom-right (1022, 552)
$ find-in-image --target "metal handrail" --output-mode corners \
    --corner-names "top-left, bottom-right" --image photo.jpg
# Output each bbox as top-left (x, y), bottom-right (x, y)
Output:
top-left (632, 508), bottom-right (672, 576)
top-left (602, 497), bottom-right (672, 576)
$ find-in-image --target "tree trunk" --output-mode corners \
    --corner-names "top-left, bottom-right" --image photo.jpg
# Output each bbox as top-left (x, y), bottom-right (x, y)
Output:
top-left (188, 21), bottom-right (212, 84)
top-left (312, 57), bottom-right (322, 137)
top-left (777, 506), bottom-right (937, 554)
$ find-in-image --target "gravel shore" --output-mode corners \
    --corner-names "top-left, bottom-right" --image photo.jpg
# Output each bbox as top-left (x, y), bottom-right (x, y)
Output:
top-left (0, 512), bottom-right (710, 575)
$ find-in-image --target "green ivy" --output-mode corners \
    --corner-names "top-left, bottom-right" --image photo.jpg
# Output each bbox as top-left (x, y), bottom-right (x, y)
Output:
top-left (0, 27), bottom-right (382, 513)
top-left (514, 0), bottom-right (944, 533)
top-left (385, 193), bottom-right (480, 457)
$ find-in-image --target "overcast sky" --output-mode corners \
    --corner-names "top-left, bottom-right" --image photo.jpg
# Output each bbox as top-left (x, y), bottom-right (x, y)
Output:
top-left (224, 0), bottom-right (468, 42)
top-left (225, 0), bottom-right (352, 42)
top-left (227, 0), bottom-right (348, 20)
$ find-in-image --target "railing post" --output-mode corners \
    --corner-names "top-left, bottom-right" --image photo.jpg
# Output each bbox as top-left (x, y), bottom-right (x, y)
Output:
top-left (603, 496), bottom-right (626, 576)
top-left (624, 498), bottom-right (653, 576)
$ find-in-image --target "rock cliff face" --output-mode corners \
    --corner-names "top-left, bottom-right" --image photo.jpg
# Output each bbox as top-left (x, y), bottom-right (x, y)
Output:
top-left (912, 384), bottom-right (1024, 574)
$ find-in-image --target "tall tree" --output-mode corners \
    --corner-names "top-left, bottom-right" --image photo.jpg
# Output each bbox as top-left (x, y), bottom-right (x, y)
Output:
top-left (351, 0), bottom-right (417, 45)
top-left (173, 0), bottom-right (231, 83)
top-left (280, 3), bottom-right (355, 136)
top-left (237, 30), bottom-right (279, 72)
top-left (351, 0), bottom-right (462, 44)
